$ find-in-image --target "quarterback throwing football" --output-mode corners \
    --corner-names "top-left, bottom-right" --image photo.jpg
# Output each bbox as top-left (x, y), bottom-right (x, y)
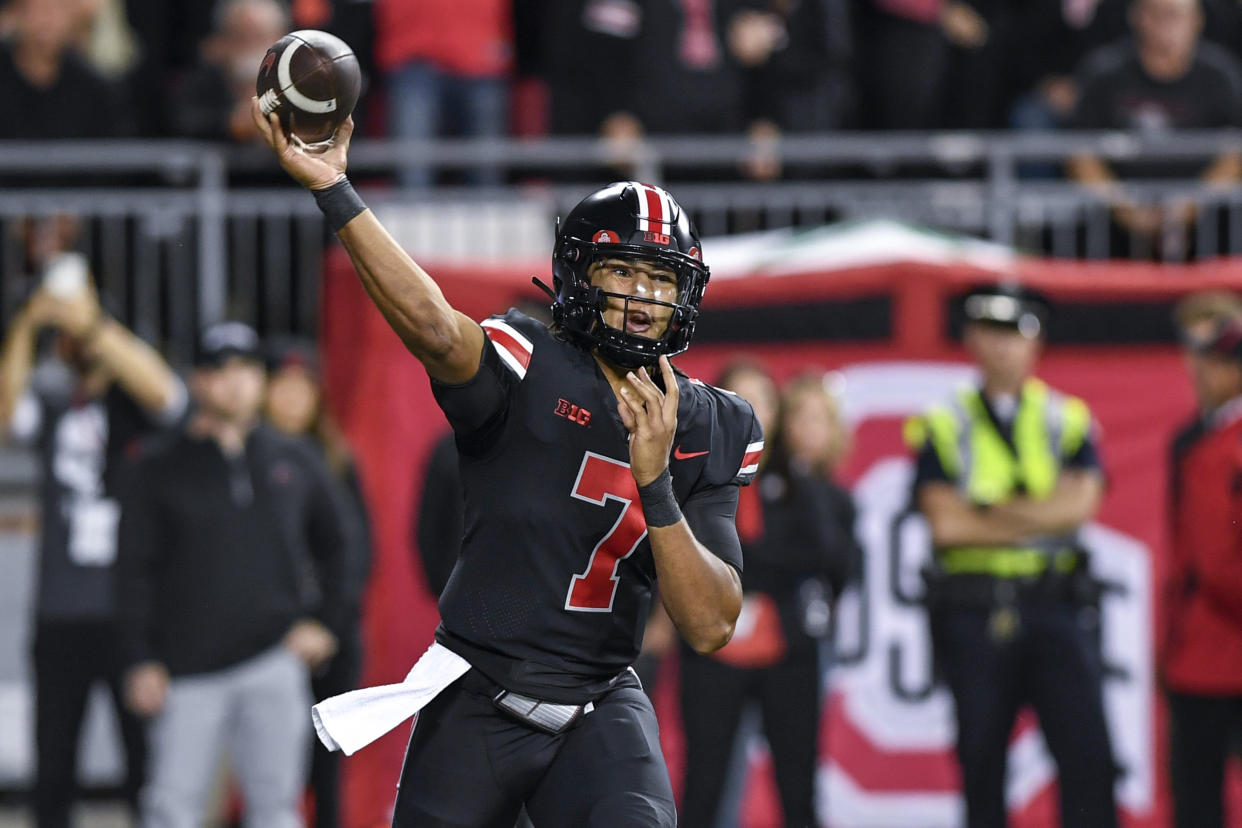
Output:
top-left (254, 102), bottom-right (760, 827)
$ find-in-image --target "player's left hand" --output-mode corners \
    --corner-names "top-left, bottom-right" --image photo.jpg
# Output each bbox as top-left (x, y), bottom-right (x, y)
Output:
top-left (616, 355), bottom-right (678, 487)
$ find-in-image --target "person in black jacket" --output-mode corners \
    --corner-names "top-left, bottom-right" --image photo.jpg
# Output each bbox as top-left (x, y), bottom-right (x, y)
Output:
top-left (264, 336), bottom-right (373, 828)
top-left (680, 364), bottom-right (859, 828)
top-left (116, 322), bottom-right (359, 828)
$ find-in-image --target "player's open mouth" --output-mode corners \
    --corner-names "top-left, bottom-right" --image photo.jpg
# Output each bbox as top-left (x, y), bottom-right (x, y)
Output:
top-left (626, 309), bottom-right (653, 334)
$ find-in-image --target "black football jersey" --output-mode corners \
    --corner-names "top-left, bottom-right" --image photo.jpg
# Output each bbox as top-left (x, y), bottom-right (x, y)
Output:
top-left (430, 309), bottom-right (762, 703)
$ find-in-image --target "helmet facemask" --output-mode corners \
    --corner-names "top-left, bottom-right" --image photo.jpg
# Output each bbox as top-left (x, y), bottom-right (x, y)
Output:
top-left (553, 238), bottom-right (708, 370)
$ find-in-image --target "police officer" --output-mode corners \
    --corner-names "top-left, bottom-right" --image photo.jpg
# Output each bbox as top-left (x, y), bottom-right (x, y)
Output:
top-left (906, 284), bottom-right (1118, 828)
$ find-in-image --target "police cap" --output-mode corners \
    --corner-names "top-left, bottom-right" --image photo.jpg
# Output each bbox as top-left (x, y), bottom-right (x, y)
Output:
top-left (962, 283), bottom-right (1050, 339)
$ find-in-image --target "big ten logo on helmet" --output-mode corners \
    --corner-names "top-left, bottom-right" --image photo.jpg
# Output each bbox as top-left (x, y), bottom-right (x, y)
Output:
top-left (644, 231), bottom-right (671, 246)
top-left (555, 398), bottom-right (591, 426)
top-left (820, 362), bottom-right (1152, 826)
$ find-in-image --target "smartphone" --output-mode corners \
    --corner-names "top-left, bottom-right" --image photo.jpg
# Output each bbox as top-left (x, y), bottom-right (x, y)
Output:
top-left (42, 252), bottom-right (90, 298)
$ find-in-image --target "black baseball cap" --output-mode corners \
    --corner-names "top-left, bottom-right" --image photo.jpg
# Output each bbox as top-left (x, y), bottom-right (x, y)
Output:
top-left (194, 321), bottom-right (264, 367)
top-left (962, 283), bottom-right (1050, 339)
top-left (265, 335), bottom-right (320, 377)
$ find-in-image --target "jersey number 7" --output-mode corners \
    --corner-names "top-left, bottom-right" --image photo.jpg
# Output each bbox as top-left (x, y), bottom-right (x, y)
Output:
top-left (565, 452), bottom-right (648, 612)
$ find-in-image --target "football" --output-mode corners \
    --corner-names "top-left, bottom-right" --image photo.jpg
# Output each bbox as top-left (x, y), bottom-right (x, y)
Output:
top-left (256, 29), bottom-right (361, 148)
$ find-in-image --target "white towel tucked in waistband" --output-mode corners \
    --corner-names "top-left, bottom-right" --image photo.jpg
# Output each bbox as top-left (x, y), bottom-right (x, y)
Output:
top-left (311, 641), bottom-right (471, 756)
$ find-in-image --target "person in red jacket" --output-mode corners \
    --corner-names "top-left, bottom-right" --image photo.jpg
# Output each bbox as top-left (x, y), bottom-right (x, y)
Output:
top-left (1164, 310), bottom-right (1242, 828)
top-left (374, 0), bottom-right (512, 187)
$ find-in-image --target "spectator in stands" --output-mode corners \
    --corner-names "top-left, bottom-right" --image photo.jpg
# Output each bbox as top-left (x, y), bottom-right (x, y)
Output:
top-left (264, 337), bottom-right (372, 828)
top-left (0, 0), bottom-right (135, 138)
top-left (0, 260), bottom-right (186, 828)
top-left (1067, 0), bottom-right (1242, 258)
top-left (375, 0), bottom-right (512, 186)
top-left (1008, 0), bottom-right (1128, 133)
top-left (856, 0), bottom-right (990, 129)
top-left (529, 0), bottom-right (790, 180)
top-left (123, 0), bottom-right (216, 135)
top-left (1164, 296), bottom-right (1242, 828)
top-left (116, 322), bottom-right (358, 828)
top-left (680, 363), bottom-right (858, 828)
top-left (168, 0), bottom-right (289, 143)
top-left (731, 0), bottom-right (854, 179)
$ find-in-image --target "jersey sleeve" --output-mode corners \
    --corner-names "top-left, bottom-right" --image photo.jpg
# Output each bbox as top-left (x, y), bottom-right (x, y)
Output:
top-left (709, 392), bottom-right (764, 488)
top-left (683, 484), bottom-right (743, 573)
top-left (430, 309), bottom-right (539, 455)
top-left (678, 384), bottom-right (763, 572)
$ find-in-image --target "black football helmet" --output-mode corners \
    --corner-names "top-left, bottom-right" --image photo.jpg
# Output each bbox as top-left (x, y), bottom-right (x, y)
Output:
top-left (551, 181), bottom-right (710, 369)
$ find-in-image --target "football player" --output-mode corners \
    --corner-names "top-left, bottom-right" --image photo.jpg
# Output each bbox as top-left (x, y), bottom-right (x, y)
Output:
top-left (254, 104), bottom-right (761, 827)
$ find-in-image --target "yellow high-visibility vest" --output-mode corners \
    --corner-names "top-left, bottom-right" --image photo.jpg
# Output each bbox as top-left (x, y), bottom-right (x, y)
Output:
top-left (904, 378), bottom-right (1093, 578)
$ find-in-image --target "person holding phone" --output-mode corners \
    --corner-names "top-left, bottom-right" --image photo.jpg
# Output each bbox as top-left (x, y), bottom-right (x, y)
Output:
top-left (0, 258), bottom-right (186, 828)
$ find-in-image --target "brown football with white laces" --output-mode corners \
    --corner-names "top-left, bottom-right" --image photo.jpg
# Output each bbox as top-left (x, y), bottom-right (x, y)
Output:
top-left (256, 29), bottom-right (361, 147)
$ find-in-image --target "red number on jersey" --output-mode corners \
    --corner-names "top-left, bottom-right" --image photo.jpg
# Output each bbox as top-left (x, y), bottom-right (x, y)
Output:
top-left (565, 452), bottom-right (648, 612)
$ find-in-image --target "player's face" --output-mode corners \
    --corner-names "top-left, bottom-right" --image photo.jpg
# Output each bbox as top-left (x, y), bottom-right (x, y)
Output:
top-left (588, 257), bottom-right (678, 340)
top-left (193, 357), bottom-right (267, 425)
top-left (265, 365), bottom-right (320, 434)
top-left (964, 322), bottom-right (1042, 388)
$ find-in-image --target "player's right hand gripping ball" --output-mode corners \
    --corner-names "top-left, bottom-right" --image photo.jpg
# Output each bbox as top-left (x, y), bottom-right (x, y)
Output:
top-left (256, 29), bottom-right (361, 149)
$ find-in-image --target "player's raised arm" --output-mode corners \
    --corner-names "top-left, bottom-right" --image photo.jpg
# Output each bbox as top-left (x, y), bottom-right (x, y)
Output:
top-left (251, 101), bottom-right (484, 383)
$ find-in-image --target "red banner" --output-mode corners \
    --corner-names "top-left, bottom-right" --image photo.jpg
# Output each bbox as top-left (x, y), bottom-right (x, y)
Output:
top-left (321, 243), bottom-right (1237, 827)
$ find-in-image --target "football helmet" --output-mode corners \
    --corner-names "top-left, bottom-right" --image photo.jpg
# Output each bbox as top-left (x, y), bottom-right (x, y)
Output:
top-left (551, 181), bottom-right (710, 369)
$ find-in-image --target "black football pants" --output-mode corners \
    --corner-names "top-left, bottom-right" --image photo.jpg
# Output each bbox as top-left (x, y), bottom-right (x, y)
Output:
top-left (1166, 690), bottom-right (1242, 828)
top-left (32, 619), bottom-right (147, 828)
top-left (391, 669), bottom-right (676, 827)
top-left (931, 603), bottom-right (1118, 828)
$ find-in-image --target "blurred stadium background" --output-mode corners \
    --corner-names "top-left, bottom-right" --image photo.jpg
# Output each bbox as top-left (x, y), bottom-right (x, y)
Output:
top-left (4, 0), bottom-right (1242, 825)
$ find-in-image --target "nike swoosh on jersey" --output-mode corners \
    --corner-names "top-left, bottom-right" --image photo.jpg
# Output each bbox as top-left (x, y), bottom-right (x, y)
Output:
top-left (673, 446), bottom-right (709, 460)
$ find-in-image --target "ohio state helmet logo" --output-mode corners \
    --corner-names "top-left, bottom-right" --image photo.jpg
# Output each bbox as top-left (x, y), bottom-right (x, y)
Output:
top-left (593, 230), bottom-right (620, 244)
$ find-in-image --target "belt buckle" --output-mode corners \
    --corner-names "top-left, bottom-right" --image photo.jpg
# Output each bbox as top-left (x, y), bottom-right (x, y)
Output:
top-left (492, 690), bottom-right (585, 735)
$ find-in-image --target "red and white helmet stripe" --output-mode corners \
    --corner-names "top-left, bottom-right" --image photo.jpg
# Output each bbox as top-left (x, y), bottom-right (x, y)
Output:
top-left (634, 183), bottom-right (675, 233)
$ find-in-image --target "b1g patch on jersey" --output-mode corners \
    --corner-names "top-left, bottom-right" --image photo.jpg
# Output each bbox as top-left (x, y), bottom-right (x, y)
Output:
top-left (555, 398), bottom-right (592, 426)
top-left (481, 318), bottom-right (533, 380)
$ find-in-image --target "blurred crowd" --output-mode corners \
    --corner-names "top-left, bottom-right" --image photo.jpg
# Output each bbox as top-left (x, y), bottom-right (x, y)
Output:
top-left (3, 0), bottom-right (1242, 153)
top-left (5, 0), bottom-right (1242, 259)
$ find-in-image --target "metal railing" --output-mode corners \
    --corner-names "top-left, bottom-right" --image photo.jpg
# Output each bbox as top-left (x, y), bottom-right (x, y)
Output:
top-left (3, 129), bottom-right (1241, 353)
